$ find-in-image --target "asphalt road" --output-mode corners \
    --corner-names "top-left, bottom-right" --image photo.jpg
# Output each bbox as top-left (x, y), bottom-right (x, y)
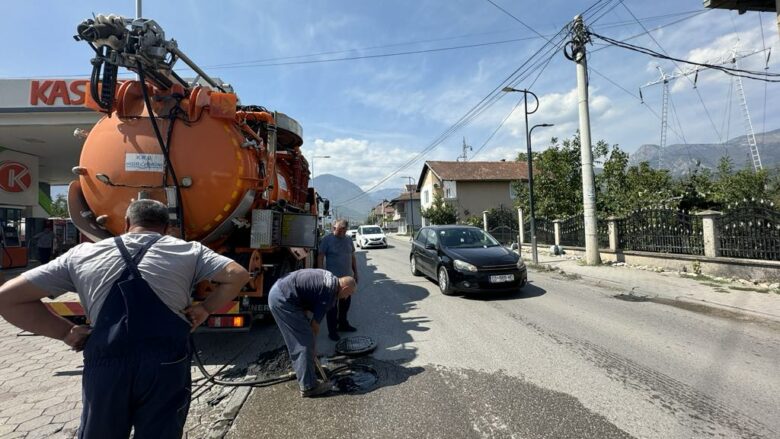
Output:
top-left (229, 240), bottom-right (779, 439)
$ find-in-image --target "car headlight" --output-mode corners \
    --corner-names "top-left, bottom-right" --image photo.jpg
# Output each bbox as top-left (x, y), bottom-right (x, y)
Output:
top-left (517, 258), bottom-right (526, 269)
top-left (453, 259), bottom-right (477, 272)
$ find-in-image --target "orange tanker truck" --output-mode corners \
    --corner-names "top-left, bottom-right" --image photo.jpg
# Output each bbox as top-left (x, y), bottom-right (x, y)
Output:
top-left (48, 14), bottom-right (325, 330)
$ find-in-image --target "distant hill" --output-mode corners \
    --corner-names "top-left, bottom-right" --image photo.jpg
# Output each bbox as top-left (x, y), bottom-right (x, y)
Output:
top-left (312, 174), bottom-right (375, 222)
top-left (368, 188), bottom-right (403, 204)
top-left (628, 128), bottom-right (780, 176)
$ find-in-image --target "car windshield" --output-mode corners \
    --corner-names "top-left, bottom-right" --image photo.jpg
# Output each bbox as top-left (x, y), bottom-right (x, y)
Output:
top-left (438, 228), bottom-right (500, 248)
top-left (362, 227), bottom-right (382, 234)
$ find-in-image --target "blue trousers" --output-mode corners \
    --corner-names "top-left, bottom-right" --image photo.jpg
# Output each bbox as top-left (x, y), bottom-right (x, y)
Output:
top-left (80, 354), bottom-right (191, 438)
top-left (268, 285), bottom-right (318, 390)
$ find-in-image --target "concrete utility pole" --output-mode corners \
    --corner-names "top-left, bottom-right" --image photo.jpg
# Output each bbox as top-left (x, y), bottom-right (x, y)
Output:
top-left (571, 15), bottom-right (601, 265)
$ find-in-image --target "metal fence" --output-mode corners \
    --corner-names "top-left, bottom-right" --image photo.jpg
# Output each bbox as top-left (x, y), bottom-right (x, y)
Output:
top-left (719, 200), bottom-right (780, 260)
top-left (616, 207), bottom-right (703, 255)
top-left (597, 218), bottom-right (610, 249)
top-left (488, 225), bottom-right (519, 246)
top-left (559, 214), bottom-right (584, 247)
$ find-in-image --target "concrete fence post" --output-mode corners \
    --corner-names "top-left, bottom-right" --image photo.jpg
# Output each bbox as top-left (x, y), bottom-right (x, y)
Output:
top-left (517, 208), bottom-right (525, 244)
top-left (482, 210), bottom-right (489, 232)
top-left (553, 219), bottom-right (561, 246)
top-left (695, 210), bottom-right (722, 258)
top-left (607, 216), bottom-right (619, 251)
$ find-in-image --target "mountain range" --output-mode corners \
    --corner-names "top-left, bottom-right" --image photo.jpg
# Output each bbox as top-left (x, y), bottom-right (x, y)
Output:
top-left (628, 128), bottom-right (780, 176)
top-left (312, 174), bottom-right (403, 223)
top-left (311, 129), bottom-right (779, 219)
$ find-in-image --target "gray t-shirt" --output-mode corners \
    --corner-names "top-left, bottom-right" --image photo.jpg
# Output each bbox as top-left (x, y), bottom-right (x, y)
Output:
top-left (319, 233), bottom-right (354, 277)
top-left (23, 232), bottom-right (233, 323)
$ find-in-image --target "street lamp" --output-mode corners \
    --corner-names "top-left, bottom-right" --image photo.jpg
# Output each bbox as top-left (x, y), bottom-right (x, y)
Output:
top-left (400, 176), bottom-right (416, 236)
top-left (501, 86), bottom-right (553, 265)
top-left (310, 155), bottom-right (331, 181)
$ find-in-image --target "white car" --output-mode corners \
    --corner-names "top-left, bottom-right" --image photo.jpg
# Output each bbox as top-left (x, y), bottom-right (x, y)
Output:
top-left (356, 225), bottom-right (387, 249)
top-left (347, 228), bottom-right (358, 240)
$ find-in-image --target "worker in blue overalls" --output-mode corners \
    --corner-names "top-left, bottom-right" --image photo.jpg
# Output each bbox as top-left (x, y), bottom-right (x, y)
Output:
top-left (269, 269), bottom-right (356, 397)
top-left (0, 199), bottom-right (249, 438)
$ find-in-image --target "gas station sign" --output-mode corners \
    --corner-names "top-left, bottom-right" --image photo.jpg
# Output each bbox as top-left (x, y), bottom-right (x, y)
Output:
top-left (0, 161), bottom-right (32, 192)
top-left (0, 150), bottom-right (37, 206)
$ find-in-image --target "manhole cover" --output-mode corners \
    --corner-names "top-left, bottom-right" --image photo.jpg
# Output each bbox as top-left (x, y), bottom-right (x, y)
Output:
top-left (335, 335), bottom-right (377, 356)
top-left (330, 364), bottom-right (379, 393)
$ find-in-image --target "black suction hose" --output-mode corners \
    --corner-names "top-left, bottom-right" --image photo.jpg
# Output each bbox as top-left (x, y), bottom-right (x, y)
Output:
top-left (189, 336), bottom-right (295, 387)
top-left (188, 336), bottom-right (351, 388)
top-left (136, 63), bottom-right (186, 240)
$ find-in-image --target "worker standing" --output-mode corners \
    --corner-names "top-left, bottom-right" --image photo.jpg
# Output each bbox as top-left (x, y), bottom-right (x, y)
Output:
top-left (33, 225), bottom-right (55, 263)
top-left (0, 199), bottom-right (249, 439)
top-left (317, 219), bottom-right (358, 341)
top-left (268, 268), bottom-right (356, 397)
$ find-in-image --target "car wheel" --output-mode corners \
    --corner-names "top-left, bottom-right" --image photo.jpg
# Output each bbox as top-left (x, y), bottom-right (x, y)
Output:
top-left (410, 256), bottom-right (422, 276)
top-left (438, 266), bottom-right (455, 296)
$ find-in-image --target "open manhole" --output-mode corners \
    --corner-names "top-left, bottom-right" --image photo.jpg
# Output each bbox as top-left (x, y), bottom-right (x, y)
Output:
top-left (335, 335), bottom-right (377, 356)
top-left (329, 363), bottom-right (379, 394)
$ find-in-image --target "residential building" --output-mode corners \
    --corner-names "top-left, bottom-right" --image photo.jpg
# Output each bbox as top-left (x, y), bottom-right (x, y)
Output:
top-left (371, 200), bottom-right (397, 231)
top-left (417, 160), bottom-right (529, 225)
top-left (389, 185), bottom-right (421, 235)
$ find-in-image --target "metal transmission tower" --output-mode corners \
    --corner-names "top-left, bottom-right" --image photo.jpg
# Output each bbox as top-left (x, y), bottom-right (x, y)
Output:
top-left (456, 137), bottom-right (472, 161)
top-left (732, 52), bottom-right (763, 171)
top-left (639, 47), bottom-right (764, 171)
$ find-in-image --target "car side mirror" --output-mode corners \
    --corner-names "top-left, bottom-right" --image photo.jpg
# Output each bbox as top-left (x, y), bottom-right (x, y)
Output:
top-left (425, 243), bottom-right (436, 250)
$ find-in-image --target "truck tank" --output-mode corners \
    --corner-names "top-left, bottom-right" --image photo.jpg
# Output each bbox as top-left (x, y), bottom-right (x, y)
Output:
top-left (59, 14), bottom-right (324, 330)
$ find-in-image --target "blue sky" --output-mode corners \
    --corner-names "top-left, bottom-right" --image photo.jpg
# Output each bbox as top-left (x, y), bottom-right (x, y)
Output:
top-left (3, 0), bottom-right (779, 194)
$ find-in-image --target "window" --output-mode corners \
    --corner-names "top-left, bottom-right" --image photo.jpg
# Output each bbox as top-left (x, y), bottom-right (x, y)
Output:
top-left (423, 190), bottom-right (429, 204)
top-left (414, 228), bottom-right (427, 245)
top-left (443, 180), bottom-right (457, 199)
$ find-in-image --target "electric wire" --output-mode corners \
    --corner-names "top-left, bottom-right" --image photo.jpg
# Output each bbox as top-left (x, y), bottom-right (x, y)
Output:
top-left (589, 33), bottom-right (780, 81)
top-left (332, 0), bottom-right (622, 207)
top-left (619, 2), bottom-right (723, 149)
top-left (332, 23), bottom-right (573, 207)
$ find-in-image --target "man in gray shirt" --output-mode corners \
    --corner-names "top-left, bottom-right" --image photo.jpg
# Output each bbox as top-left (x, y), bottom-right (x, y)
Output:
top-left (0, 199), bottom-right (249, 438)
top-left (317, 219), bottom-right (358, 341)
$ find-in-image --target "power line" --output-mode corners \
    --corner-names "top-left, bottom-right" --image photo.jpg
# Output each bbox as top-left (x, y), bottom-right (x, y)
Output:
top-left (619, 2), bottom-right (724, 146)
top-left (589, 32), bottom-right (780, 82)
top-left (334, 0), bottom-right (624, 207)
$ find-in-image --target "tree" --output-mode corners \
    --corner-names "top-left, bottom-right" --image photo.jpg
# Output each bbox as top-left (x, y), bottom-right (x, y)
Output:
top-left (513, 132), bottom-right (608, 219)
top-left (50, 194), bottom-right (69, 218)
top-left (710, 156), bottom-right (778, 206)
top-left (421, 193), bottom-right (457, 225)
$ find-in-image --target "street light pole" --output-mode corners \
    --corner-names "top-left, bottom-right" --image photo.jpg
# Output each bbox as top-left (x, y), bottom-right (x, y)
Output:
top-left (310, 155), bottom-right (331, 182)
top-left (527, 123), bottom-right (553, 263)
top-left (501, 87), bottom-right (550, 265)
top-left (401, 176), bottom-right (416, 236)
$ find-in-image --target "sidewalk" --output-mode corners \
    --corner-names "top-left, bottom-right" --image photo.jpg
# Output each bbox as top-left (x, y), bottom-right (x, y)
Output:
top-left (389, 233), bottom-right (780, 324)
top-left (520, 247), bottom-right (780, 324)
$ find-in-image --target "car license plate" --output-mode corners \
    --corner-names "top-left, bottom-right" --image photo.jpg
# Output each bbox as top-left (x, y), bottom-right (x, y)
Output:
top-left (489, 274), bottom-right (514, 283)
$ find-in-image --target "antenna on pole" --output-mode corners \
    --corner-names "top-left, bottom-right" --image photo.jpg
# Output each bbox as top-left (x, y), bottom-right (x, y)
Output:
top-left (457, 137), bottom-right (472, 161)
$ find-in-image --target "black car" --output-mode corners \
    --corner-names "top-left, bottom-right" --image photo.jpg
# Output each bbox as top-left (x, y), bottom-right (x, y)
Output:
top-left (410, 225), bottom-right (527, 295)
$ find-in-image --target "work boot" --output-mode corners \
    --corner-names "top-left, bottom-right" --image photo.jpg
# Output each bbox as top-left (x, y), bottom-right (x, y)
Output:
top-left (338, 323), bottom-right (357, 332)
top-left (328, 332), bottom-right (340, 341)
top-left (300, 380), bottom-right (332, 398)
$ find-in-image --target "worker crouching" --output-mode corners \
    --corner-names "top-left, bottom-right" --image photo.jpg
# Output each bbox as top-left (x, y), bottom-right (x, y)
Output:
top-left (268, 269), bottom-right (356, 397)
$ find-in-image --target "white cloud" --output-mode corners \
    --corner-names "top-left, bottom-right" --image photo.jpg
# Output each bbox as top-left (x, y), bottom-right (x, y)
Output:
top-left (302, 137), bottom-right (419, 190)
